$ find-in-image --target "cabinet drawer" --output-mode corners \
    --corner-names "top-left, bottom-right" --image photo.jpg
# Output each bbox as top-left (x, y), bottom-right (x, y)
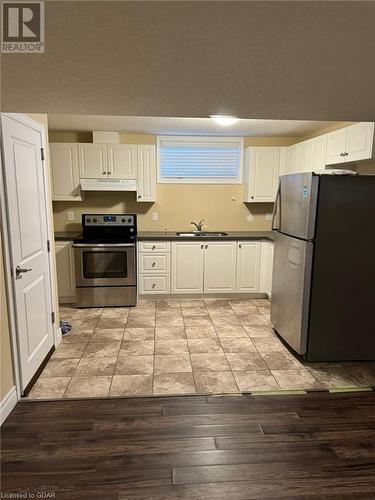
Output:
top-left (138, 241), bottom-right (170, 253)
top-left (139, 275), bottom-right (170, 294)
top-left (139, 253), bottom-right (170, 273)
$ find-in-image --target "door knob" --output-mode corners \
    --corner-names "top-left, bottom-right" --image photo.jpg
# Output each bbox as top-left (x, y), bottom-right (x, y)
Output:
top-left (16, 266), bottom-right (32, 277)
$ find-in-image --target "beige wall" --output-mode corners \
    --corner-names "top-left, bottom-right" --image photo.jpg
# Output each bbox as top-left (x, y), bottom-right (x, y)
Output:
top-left (0, 231), bottom-right (14, 400)
top-left (52, 134), bottom-right (297, 233)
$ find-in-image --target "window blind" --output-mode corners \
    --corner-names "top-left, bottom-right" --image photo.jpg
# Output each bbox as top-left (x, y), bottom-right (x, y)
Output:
top-left (158, 139), bottom-right (242, 181)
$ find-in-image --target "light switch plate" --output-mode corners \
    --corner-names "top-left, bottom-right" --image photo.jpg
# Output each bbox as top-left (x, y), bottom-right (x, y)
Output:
top-left (152, 212), bottom-right (158, 221)
top-left (265, 213), bottom-right (273, 221)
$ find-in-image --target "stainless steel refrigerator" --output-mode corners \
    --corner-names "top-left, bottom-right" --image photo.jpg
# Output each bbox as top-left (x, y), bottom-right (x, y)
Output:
top-left (270, 172), bottom-right (375, 361)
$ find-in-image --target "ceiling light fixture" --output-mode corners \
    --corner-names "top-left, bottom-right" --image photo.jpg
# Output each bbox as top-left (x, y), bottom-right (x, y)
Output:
top-left (210, 115), bottom-right (240, 126)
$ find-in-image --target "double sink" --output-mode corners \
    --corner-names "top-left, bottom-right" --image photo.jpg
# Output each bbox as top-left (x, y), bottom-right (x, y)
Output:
top-left (176, 231), bottom-right (228, 237)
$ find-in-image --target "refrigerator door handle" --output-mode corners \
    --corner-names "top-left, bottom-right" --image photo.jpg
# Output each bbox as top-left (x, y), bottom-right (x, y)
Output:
top-left (272, 181), bottom-right (281, 231)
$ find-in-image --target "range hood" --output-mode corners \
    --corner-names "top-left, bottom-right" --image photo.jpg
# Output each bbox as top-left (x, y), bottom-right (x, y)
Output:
top-left (80, 178), bottom-right (137, 192)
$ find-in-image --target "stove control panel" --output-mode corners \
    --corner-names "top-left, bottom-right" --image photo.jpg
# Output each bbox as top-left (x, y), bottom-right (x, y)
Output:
top-left (84, 214), bottom-right (135, 227)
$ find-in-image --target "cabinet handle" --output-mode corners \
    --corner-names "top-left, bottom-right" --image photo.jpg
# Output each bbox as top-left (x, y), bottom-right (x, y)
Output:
top-left (152, 283), bottom-right (156, 288)
top-left (205, 244), bottom-right (208, 249)
top-left (138, 195), bottom-right (142, 199)
top-left (152, 262), bottom-right (156, 267)
top-left (152, 245), bottom-right (156, 250)
top-left (251, 196), bottom-right (254, 199)
top-left (239, 244), bottom-right (242, 248)
top-left (102, 171), bottom-right (107, 175)
top-left (201, 244), bottom-right (204, 249)
top-left (108, 171), bottom-right (111, 175)
top-left (340, 153), bottom-right (344, 157)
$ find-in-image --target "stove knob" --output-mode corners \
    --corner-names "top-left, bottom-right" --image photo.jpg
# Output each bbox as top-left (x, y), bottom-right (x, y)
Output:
top-left (87, 218), bottom-right (91, 223)
top-left (93, 218), bottom-right (97, 223)
top-left (122, 219), bottom-right (126, 223)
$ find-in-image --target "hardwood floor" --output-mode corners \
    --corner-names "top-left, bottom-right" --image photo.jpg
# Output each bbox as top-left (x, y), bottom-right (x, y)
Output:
top-left (2, 391), bottom-right (375, 499)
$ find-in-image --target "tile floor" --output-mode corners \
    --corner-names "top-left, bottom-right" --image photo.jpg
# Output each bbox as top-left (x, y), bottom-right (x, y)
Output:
top-left (27, 298), bottom-right (375, 399)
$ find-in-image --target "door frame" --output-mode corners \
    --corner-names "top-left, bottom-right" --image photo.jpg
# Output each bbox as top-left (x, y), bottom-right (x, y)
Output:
top-left (0, 113), bottom-right (60, 399)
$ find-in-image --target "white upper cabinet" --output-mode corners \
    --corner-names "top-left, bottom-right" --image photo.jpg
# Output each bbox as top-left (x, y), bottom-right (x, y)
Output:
top-left (203, 241), bottom-right (237, 293)
top-left (236, 241), bottom-right (260, 292)
top-left (326, 122), bottom-right (374, 165)
top-left (107, 144), bottom-right (137, 179)
top-left (79, 143), bottom-right (107, 178)
top-left (244, 147), bottom-right (280, 202)
top-left (171, 241), bottom-right (204, 294)
top-left (295, 141), bottom-right (311, 173)
top-left (137, 145), bottom-right (156, 202)
top-left (50, 143), bottom-right (82, 201)
top-left (309, 134), bottom-right (327, 171)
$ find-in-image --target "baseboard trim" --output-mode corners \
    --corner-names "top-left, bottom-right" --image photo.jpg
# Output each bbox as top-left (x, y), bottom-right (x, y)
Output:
top-left (1, 386), bottom-right (17, 425)
top-left (139, 292), bottom-right (269, 300)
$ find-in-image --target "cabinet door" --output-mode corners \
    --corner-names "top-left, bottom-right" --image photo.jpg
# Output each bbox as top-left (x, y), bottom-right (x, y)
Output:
top-left (279, 147), bottom-right (290, 177)
top-left (236, 241), bottom-right (260, 292)
top-left (325, 128), bottom-right (347, 165)
top-left (107, 144), bottom-right (137, 179)
top-left (137, 145), bottom-right (156, 202)
top-left (295, 141), bottom-right (311, 173)
top-left (171, 242), bottom-right (204, 293)
top-left (55, 241), bottom-right (75, 302)
top-left (50, 143), bottom-right (81, 201)
top-left (346, 122), bottom-right (374, 162)
top-left (204, 241), bottom-right (237, 293)
top-left (246, 147), bottom-right (280, 202)
top-left (259, 241), bottom-right (274, 298)
top-left (79, 144), bottom-right (107, 178)
top-left (309, 135), bottom-right (327, 171)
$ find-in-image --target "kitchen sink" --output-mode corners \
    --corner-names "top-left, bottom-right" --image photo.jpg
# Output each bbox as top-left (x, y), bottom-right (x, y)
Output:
top-left (176, 231), bottom-right (228, 237)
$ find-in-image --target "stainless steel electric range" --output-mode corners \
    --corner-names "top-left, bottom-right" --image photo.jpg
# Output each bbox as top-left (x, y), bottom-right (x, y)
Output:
top-left (73, 214), bottom-right (137, 308)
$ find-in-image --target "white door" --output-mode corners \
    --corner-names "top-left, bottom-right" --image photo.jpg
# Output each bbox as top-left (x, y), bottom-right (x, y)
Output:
top-left (50, 143), bottom-right (81, 201)
top-left (247, 147), bottom-right (280, 202)
top-left (325, 128), bottom-right (347, 165)
top-left (309, 135), bottom-right (327, 171)
top-left (107, 144), bottom-right (137, 179)
top-left (137, 145), bottom-right (156, 202)
top-left (236, 241), bottom-right (260, 292)
top-left (295, 141), bottom-right (311, 173)
top-left (79, 143), bottom-right (107, 178)
top-left (55, 241), bottom-right (75, 302)
top-left (1, 114), bottom-right (54, 391)
top-left (346, 122), bottom-right (374, 162)
top-left (171, 242), bottom-right (204, 293)
top-left (204, 241), bottom-right (237, 293)
top-left (259, 241), bottom-right (274, 297)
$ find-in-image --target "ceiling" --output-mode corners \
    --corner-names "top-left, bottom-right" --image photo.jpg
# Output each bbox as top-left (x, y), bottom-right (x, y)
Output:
top-left (47, 114), bottom-right (340, 138)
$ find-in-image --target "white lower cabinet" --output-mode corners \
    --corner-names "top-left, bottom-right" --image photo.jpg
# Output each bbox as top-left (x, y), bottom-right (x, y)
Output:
top-left (139, 275), bottom-right (170, 294)
top-left (138, 241), bottom-right (171, 295)
top-left (259, 241), bottom-right (274, 298)
top-left (204, 242), bottom-right (237, 293)
top-left (236, 241), bottom-right (260, 292)
top-left (171, 242), bottom-right (204, 294)
top-left (55, 241), bottom-right (76, 303)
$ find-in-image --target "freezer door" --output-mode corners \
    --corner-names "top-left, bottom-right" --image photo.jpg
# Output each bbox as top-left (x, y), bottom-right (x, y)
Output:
top-left (270, 232), bottom-right (313, 354)
top-left (279, 173), bottom-right (318, 240)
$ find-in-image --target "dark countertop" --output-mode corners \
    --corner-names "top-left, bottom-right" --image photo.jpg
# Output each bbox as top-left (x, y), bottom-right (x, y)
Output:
top-left (137, 231), bottom-right (275, 242)
top-left (54, 231), bottom-right (82, 241)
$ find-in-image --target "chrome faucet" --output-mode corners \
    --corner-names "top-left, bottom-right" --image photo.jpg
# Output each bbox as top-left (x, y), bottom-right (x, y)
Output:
top-left (191, 219), bottom-right (205, 232)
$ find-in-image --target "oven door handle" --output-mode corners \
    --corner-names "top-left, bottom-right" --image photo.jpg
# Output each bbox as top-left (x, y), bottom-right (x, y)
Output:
top-left (72, 243), bottom-right (135, 248)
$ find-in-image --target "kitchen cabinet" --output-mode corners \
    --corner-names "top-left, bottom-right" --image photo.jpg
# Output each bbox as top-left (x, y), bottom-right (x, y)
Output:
top-left (79, 143), bottom-right (107, 178)
top-left (295, 140), bottom-right (311, 173)
top-left (171, 242), bottom-right (204, 294)
top-left (244, 147), bottom-right (280, 202)
top-left (204, 241), bottom-right (237, 293)
top-left (138, 240), bottom-right (171, 295)
top-left (309, 134), bottom-right (327, 171)
top-left (50, 143), bottom-right (82, 201)
top-left (107, 144), bottom-right (137, 179)
top-left (55, 241), bottom-right (75, 303)
top-left (236, 241), bottom-right (260, 292)
top-left (326, 122), bottom-right (374, 165)
top-left (137, 145), bottom-right (156, 202)
top-left (259, 240), bottom-right (274, 298)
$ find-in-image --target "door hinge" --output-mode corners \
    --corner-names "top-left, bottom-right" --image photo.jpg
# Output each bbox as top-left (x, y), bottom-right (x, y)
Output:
top-left (51, 311), bottom-right (56, 324)
top-left (41, 148), bottom-right (45, 161)
top-left (47, 240), bottom-right (51, 252)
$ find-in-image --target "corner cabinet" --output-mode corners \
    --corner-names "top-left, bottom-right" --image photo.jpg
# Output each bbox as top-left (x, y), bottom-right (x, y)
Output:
top-left (137, 145), bottom-right (156, 202)
top-left (50, 143), bottom-right (82, 201)
top-left (55, 241), bottom-right (76, 303)
top-left (244, 147), bottom-right (280, 202)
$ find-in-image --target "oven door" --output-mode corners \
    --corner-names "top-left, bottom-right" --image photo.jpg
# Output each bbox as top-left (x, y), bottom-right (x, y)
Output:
top-left (73, 244), bottom-right (136, 287)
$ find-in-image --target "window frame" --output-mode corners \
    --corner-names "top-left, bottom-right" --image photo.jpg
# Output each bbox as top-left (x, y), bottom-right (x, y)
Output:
top-left (156, 135), bottom-right (244, 184)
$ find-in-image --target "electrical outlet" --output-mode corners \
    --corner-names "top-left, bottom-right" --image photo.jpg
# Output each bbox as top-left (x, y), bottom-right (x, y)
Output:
top-left (265, 213), bottom-right (273, 221)
top-left (152, 212), bottom-right (158, 221)
top-left (246, 213), bottom-right (254, 222)
top-left (67, 211), bottom-right (75, 221)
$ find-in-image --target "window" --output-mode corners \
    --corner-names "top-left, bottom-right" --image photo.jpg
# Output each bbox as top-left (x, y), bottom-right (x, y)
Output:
top-left (157, 136), bottom-right (243, 183)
